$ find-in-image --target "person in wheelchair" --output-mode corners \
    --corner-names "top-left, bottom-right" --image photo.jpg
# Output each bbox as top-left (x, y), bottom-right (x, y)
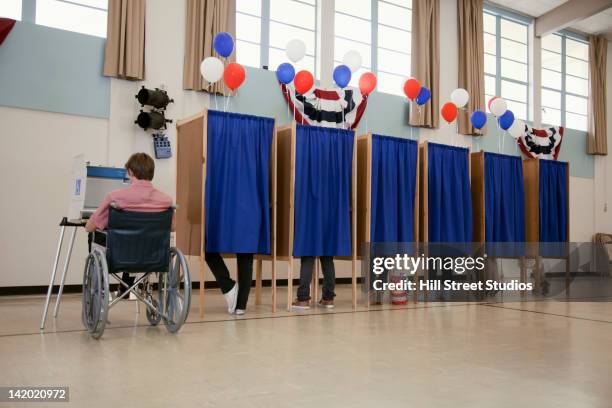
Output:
top-left (85, 153), bottom-right (174, 298)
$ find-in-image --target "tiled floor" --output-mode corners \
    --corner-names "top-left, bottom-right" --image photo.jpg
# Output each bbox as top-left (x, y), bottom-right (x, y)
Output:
top-left (1, 286), bottom-right (612, 407)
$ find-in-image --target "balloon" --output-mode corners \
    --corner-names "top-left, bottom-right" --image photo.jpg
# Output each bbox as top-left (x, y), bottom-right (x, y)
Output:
top-left (497, 109), bottom-right (515, 130)
top-left (450, 88), bottom-right (469, 108)
top-left (441, 102), bottom-right (458, 123)
top-left (509, 119), bottom-right (526, 139)
top-left (359, 72), bottom-right (377, 96)
top-left (342, 50), bottom-right (362, 73)
top-left (200, 56), bottom-right (224, 83)
top-left (403, 78), bottom-right (421, 100)
top-left (488, 96), bottom-right (497, 111)
top-left (490, 97), bottom-right (507, 117)
top-left (213, 32), bottom-right (234, 58)
top-left (333, 65), bottom-right (351, 88)
top-left (286, 39), bottom-right (306, 63)
top-left (223, 63), bottom-right (245, 91)
top-left (470, 110), bottom-right (487, 129)
top-left (276, 62), bottom-right (295, 84)
top-left (415, 87), bottom-right (431, 106)
top-left (294, 70), bottom-right (314, 94)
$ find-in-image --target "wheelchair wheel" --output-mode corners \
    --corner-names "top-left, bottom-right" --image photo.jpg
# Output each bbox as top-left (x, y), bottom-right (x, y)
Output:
top-left (82, 248), bottom-right (109, 339)
top-left (146, 297), bottom-right (162, 326)
top-left (159, 247), bottom-right (191, 333)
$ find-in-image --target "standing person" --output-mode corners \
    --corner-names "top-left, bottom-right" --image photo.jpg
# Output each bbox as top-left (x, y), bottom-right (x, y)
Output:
top-left (292, 256), bottom-right (336, 309)
top-left (204, 253), bottom-right (253, 316)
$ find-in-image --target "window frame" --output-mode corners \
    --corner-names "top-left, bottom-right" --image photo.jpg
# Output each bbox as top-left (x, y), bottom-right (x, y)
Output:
top-left (236, 0), bottom-right (318, 75)
top-left (334, 0), bottom-right (412, 96)
top-left (483, 5), bottom-right (532, 121)
top-left (540, 29), bottom-right (589, 130)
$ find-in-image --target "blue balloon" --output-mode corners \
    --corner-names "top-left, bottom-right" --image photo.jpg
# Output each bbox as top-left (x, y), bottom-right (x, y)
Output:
top-left (333, 65), bottom-right (351, 88)
top-left (415, 87), bottom-right (431, 106)
top-left (470, 110), bottom-right (487, 129)
top-left (498, 109), bottom-right (515, 130)
top-left (276, 63), bottom-right (295, 84)
top-left (213, 32), bottom-right (234, 58)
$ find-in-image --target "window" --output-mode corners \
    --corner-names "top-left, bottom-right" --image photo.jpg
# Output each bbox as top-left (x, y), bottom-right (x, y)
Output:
top-left (36, 0), bottom-right (107, 38)
top-left (236, 0), bottom-right (317, 74)
top-left (483, 8), bottom-right (530, 120)
top-left (0, 0), bottom-right (21, 20)
top-left (541, 32), bottom-right (588, 131)
top-left (334, 0), bottom-right (411, 95)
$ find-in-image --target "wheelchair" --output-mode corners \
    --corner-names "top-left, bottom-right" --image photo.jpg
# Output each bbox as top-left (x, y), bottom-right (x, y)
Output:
top-left (82, 205), bottom-right (191, 338)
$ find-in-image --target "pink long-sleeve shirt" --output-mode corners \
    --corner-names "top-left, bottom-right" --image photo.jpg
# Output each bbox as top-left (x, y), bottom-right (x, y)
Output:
top-left (89, 180), bottom-right (175, 231)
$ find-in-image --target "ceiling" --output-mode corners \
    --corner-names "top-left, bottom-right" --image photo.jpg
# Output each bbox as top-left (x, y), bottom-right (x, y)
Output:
top-left (489, 0), bottom-right (612, 36)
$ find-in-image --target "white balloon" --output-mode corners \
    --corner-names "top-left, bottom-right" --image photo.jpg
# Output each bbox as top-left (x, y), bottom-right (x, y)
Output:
top-left (450, 88), bottom-right (469, 108)
top-left (342, 50), bottom-right (362, 73)
top-left (286, 39), bottom-right (306, 63)
top-left (200, 57), bottom-right (224, 83)
top-left (490, 97), bottom-right (508, 117)
top-left (509, 119), bottom-right (526, 139)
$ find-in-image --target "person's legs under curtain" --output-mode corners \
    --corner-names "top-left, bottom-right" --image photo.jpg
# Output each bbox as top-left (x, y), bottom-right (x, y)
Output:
top-left (297, 256), bottom-right (315, 301)
top-left (204, 252), bottom-right (236, 294)
top-left (235, 253), bottom-right (254, 311)
top-left (319, 256), bottom-right (336, 300)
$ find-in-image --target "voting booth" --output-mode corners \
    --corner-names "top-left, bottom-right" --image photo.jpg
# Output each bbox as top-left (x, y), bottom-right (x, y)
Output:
top-left (356, 134), bottom-right (419, 304)
top-left (418, 142), bottom-right (473, 296)
top-left (470, 152), bottom-right (525, 248)
top-left (276, 122), bottom-right (357, 310)
top-left (175, 109), bottom-right (277, 316)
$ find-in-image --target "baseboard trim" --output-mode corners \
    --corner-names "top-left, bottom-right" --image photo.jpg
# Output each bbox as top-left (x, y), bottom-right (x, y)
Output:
top-left (0, 277), bottom-right (363, 296)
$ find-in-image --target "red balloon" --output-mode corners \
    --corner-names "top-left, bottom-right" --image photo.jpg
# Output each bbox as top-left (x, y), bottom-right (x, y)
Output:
top-left (487, 96), bottom-right (497, 111)
top-left (223, 63), bottom-right (245, 91)
top-left (294, 70), bottom-right (314, 95)
top-left (441, 102), bottom-right (458, 123)
top-left (403, 78), bottom-right (421, 100)
top-left (359, 72), bottom-right (377, 96)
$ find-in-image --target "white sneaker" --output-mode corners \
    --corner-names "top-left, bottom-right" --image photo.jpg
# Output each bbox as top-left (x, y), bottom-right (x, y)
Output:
top-left (234, 309), bottom-right (245, 316)
top-left (224, 283), bottom-right (238, 314)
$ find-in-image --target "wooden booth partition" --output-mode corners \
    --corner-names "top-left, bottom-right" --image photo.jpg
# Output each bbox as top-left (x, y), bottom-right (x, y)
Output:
top-left (276, 122), bottom-right (358, 311)
top-left (470, 151), bottom-right (486, 244)
top-left (175, 109), bottom-right (278, 317)
top-left (356, 133), bottom-right (420, 304)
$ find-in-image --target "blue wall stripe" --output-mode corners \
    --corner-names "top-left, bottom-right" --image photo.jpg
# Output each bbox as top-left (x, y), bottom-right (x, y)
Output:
top-left (0, 21), bottom-right (110, 119)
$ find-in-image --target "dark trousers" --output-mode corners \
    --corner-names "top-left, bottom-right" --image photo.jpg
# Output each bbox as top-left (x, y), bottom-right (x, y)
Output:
top-left (205, 252), bottom-right (253, 310)
top-left (88, 232), bottom-right (133, 287)
top-left (297, 256), bottom-right (335, 301)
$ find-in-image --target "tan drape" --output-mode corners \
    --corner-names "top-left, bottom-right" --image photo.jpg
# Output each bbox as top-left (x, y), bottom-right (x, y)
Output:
top-left (587, 35), bottom-right (608, 155)
top-left (409, 0), bottom-right (440, 128)
top-left (183, 0), bottom-right (236, 94)
top-left (457, 0), bottom-right (485, 135)
top-left (103, 0), bottom-right (145, 80)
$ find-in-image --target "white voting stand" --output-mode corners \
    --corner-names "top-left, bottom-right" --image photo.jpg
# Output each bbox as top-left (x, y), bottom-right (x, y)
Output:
top-left (40, 156), bottom-right (129, 330)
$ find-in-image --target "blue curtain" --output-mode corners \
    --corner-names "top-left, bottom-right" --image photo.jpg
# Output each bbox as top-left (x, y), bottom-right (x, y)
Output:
top-left (484, 153), bottom-right (525, 256)
top-left (539, 160), bottom-right (568, 243)
top-left (370, 135), bottom-right (418, 243)
top-left (205, 110), bottom-right (273, 254)
top-left (428, 143), bottom-right (473, 243)
top-left (293, 125), bottom-right (354, 256)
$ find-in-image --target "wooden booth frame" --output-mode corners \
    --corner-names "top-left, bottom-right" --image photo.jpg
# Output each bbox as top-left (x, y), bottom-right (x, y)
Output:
top-left (175, 109), bottom-right (278, 317)
top-left (276, 122), bottom-right (358, 311)
top-left (356, 133), bottom-right (420, 305)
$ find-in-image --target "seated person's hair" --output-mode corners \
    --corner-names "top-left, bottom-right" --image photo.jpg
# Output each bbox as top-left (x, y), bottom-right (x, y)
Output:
top-left (125, 153), bottom-right (155, 181)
